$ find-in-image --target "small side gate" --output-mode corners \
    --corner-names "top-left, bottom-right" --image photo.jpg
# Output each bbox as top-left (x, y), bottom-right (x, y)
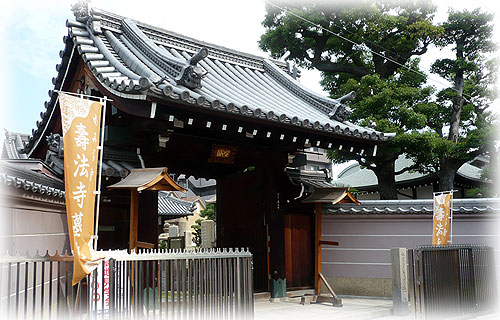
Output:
top-left (0, 248), bottom-right (254, 319)
top-left (408, 245), bottom-right (497, 319)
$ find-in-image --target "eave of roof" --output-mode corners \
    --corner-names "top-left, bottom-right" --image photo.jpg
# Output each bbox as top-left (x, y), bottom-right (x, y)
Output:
top-left (286, 167), bottom-right (336, 189)
top-left (334, 156), bottom-right (486, 189)
top-left (0, 160), bottom-right (65, 199)
top-left (158, 192), bottom-right (195, 216)
top-left (24, 4), bottom-right (391, 155)
top-left (324, 198), bottom-right (500, 215)
top-left (108, 167), bottom-right (185, 192)
top-left (2, 130), bottom-right (30, 160)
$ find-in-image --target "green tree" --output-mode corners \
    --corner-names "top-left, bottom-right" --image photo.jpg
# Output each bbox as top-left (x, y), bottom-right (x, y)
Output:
top-left (328, 61), bottom-right (437, 198)
top-left (192, 204), bottom-right (215, 247)
top-left (410, 9), bottom-right (498, 191)
top-left (260, 0), bottom-right (443, 199)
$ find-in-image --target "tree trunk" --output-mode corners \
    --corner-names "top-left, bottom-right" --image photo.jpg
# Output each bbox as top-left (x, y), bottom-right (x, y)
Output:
top-left (438, 157), bottom-right (463, 192)
top-left (373, 160), bottom-right (398, 200)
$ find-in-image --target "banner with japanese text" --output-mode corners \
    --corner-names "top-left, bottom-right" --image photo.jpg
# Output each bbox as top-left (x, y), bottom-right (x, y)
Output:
top-left (432, 193), bottom-right (452, 245)
top-left (60, 93), bottom-right (104, 285)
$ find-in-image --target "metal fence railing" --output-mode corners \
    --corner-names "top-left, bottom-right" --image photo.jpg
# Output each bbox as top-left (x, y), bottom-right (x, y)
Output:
top-left (408, 245), bottom-right (497, 319)
top-left (0, 251), bottom-right (76, 319)
top-left (0, 248), bottom-right (254, 319)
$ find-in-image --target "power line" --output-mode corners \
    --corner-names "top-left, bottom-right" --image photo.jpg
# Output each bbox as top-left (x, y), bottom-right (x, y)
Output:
top-left (263, 0), bottom-right (472, 102)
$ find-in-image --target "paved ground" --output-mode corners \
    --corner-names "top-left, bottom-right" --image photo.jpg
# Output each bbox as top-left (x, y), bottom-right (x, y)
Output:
top-left (254, 295), bottom-right (394, 320)
top-left (254, 294), bottom-right (500, 320)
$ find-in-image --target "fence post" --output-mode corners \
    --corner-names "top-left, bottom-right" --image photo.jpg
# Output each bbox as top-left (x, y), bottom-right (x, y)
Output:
top-left (391, 248), bottom-right (409, 316)
top-left (407, 249), bottom-right (417, 319)
top-left (109, 258), bottom-right (115, 319)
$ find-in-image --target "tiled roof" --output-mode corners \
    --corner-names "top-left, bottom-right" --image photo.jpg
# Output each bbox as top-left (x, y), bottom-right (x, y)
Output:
top-left (0, 160), bottom-right (65, 198)
top-left (287, 168), bottom-right (335, 189)
top-left (158, 192), bottom-right (195, 217)
top-left (324, 198), bottom-right (500, 215)
top-left (334, 155), bottom-right (484, 189)
top-left (2, 130), bottom-right (29, 160)
top-left (24, 2), bottom-right (391, 155)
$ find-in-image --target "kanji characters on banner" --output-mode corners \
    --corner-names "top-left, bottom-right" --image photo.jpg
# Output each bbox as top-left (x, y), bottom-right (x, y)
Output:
top-left (432, 193), bottom-right (452, 245)
top-left (59, 93), bottom-right (104, 285)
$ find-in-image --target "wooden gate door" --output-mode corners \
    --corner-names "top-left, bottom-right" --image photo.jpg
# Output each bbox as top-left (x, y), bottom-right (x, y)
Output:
top-left (217, 169), bottom-right (268, 292)
top-left (284, 213), bottom-right (314, 289)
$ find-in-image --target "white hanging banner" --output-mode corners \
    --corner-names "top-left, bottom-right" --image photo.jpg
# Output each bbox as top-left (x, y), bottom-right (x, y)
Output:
top-left (59, 92), bottom-right (105, 285)
top-left (432, 192), bottom-right (452, 245)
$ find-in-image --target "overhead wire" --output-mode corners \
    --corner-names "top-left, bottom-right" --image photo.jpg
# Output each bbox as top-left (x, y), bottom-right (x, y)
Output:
top-left (263, 0), bottom-right (473, 102)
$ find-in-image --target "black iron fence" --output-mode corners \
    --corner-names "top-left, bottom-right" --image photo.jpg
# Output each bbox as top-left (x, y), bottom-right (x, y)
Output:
top-left (408, 245), bottom-right (497, 319)
top-left (0, 248), bottom-right (254, 319)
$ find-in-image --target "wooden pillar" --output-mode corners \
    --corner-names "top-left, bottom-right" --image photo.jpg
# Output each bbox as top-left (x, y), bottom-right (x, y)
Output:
top-left (129, 189), bottom-right (139, 252)
top-left (265, 167), bottom-right (287, 299)
top-left (138, 191), bottom-right (158, 248)
top-left (314, 202), bottom-right (322, 295)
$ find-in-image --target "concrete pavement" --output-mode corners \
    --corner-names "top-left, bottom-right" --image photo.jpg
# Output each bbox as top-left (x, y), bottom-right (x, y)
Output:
top-left (254, 294), bottom-right (500, 320)
top-left (254, 294), bottom-right (394, 320)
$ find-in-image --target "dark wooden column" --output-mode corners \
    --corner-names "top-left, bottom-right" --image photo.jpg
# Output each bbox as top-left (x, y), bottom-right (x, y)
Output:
top-left (314, 202), bottom-right (322, 295)
top-left (138, 191), bottom-right (158, 249)
top-left (128, 190), bottom-right (158, 252)
top-left (129, 190), bottom-right (139, 252)
top-left (265, 166), bottom-right (287, 299)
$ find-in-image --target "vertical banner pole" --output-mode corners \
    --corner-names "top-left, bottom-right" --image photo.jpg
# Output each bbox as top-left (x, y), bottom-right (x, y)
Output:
top-left (93, 97), bottom-right (107, 250)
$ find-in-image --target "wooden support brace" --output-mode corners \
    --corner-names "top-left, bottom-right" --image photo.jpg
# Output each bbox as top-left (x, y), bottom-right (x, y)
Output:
top-left (311, 273), bottom-right (343, 307)
top-left (136, 241), bottom-right (154, 249)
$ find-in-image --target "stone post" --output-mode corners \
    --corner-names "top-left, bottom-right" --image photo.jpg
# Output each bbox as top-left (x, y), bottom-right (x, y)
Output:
top-left (168, 225), bottom-right (179, 238)
top-left (184, 230), bottom-right (193, 250)
top-left (163, 222), bottom-right (170, 234)
top-left (201, 220), bottom-right (216, 248)
top-left (391, 247), bottom-right (409, 315)
top-left (178, 220), bottom-right (187, 237)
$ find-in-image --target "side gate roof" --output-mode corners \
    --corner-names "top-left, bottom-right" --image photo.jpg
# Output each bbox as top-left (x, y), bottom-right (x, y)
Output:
top-left (25, 2), bottom-right (392, 156)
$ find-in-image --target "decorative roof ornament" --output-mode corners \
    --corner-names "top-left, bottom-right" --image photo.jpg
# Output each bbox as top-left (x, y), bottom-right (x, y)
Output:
top-left (45, 133), bottom-right (64, 176)
top-left (286, 62), bottom-right (301, 80)
top-left (329, 91), bottom-right (355, 122)
top-left (71, 1), bottom-right (101, 34)
top-left (71, 0), bottom-right (91, 23)
top-left (178, 48), bottom-right (209, 90)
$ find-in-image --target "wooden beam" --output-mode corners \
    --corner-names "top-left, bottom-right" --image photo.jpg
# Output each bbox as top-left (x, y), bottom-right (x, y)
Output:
top-left (315, 202), bottom-right (322, 295)
top-left (136, 241), bottom-right (154, 249)
top-left (129, 189), bottom-right (139, 252)
top-left (319, 240), bottom-right (339, 246)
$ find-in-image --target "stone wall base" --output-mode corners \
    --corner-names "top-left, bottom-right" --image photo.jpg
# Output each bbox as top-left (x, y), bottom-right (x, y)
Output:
top-left (321, 276), bottom-right (392, 297)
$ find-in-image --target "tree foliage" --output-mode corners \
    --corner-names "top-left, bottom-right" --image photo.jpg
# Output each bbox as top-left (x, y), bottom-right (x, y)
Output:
top-left (260, 0), bottom-right (443, 199)
top-left (260, 0), bottom-right (442, 82)
top-left (412, 9), bottom-right (498, 191)
top-left (260, 1), bottom-right (498, 197)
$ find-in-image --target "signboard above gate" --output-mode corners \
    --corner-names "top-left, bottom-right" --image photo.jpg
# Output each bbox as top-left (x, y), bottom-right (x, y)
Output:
top-left (208, 144), bottom-right (238, 164)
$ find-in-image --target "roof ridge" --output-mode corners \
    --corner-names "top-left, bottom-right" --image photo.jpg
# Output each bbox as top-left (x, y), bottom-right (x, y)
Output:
top-left (92, 8), bottom-right (287, 71)
top-left (23, 1), bottom-right (391, 156)
top-left (159, 192), bottom-right (195, 205)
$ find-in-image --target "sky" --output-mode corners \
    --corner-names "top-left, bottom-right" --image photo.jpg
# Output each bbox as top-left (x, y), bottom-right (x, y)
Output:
top-left (0, 0), bottom-right (499, 149)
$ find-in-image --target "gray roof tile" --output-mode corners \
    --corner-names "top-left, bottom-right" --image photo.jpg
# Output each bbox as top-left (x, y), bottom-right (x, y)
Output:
top-left (334, 155), bottom-right (485, 188)
top-left (25, 5), bottom-right (391, 155)
top-left (0, 160), bottom-right (65, 198)
top-left (158, 192), bottom-right (195, 217)
top-left (325, 198), bottom-right (500, 215)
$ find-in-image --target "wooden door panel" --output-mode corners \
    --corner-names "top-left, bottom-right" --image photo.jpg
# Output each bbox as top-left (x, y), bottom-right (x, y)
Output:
top-left (285, 214), bottom-right (314, 289)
